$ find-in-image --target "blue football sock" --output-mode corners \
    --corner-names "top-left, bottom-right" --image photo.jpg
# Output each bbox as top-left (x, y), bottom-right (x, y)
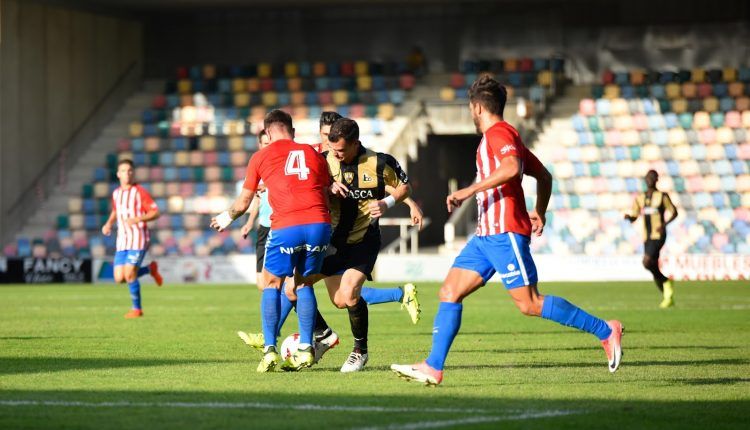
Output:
top-left (541, 295), bottom-right (612, 340)
top-left (360, 286), bottom-right (403, 305)
top-left (128, 280), bottom-right (141, 310)
top-left (261, 288), bottom-right (281, 347)
top-left (277, 293), bottom-right (296, 337)
top-left (425, 302), bottom-right (463, 371)
top-left (295, 286), bottom-right (317, 347)
top-left (137, 266), bottom-right (150, 277)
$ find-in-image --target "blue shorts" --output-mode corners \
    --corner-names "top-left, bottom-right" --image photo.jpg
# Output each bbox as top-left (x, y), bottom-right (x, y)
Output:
top-left (452, 232), bottom-right (538, 289)
top-left (264, 222), bottom-right (331, 278)
top-left (114, 249), bottom-right (147, 268)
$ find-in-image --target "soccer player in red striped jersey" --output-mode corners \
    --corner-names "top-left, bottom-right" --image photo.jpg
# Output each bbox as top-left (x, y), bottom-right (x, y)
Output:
top-left (101, 159), bottom-right (163, 318)
top-left (392, 75), bottom-right (623, 385)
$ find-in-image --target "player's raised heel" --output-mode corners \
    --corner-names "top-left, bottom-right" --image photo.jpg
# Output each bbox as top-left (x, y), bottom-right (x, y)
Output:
top-left (238, 331), bottom-right (265, 351)
top-left (390, 362), bottom-right (443, 386)
top-left (401, 283), bottom-right (421, 324)
top-left (601, 320), bottom-right (624, 373)
top-left (280, 347), bottom-right (314, 371)
top-left (149, 261), bottom-right (163, 287)
top-left (257, 348), bottom-right (281, 373)
top-left (340, 350), bottom-right (368, 372)
top-left (313, 330), bottom-right (339, 364)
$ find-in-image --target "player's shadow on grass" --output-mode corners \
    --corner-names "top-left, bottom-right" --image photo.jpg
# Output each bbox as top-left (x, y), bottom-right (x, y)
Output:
top-left (453, 344), bottom-right (739, 354)
top-left (0, 357), bottom-right (238, 375)
top-left (444, 358), bottom-right (749, 370)
top-left (414, 330), bottom-right (572, 336)
top-left (672, 377), bottom-right (750, 386)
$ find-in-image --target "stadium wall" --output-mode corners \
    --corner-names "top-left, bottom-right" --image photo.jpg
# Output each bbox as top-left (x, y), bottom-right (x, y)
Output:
top-left (0, 0), bottom-right (144, 246)
top-left (141, 2), bottom-right (748, 79)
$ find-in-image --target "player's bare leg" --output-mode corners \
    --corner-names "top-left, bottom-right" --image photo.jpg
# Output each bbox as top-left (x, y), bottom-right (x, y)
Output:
top-left (392, 268), bottom-right (483, 385)
top-left (325, 270), bottom-right (369, 372)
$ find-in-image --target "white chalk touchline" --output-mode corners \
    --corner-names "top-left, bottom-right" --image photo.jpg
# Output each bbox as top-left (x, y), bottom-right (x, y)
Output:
top-left (360, 410), bottom-right (579, 430)
top-left (0, 399), bottom-right (502, 415)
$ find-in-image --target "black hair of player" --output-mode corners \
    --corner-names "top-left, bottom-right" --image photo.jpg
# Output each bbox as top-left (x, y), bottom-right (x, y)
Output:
top-left (263, 109), bottom-right (293, 134)
top-left (468, 74), bottom-right (507, 116)
top-left (117, 159), bottom-right (134, 168)
top-left (327, 118), bottom-right (359, 143)
top-left (319, 111), bottom-right (343, 128)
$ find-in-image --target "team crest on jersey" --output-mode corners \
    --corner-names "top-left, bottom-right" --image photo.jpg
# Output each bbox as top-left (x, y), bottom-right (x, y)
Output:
top-left (344, 171), bottom-right (354, 184)
top-left (362, 173), bottom-right (373, 183)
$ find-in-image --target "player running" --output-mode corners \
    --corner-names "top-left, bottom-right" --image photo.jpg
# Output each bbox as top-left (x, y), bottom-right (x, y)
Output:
top-left (391, 75), bottom-right (624, 386)
top-left (211, 109), bottom-right (331, 373)
top-left (101, 159), bottom-right (163, 318)
top-left (304, 117), bottom-right (418, 373)
top-left (625, 170), bottom-right (678, 308)
top-left (239, 113), bottom-right (424, 367)
top-left (318, 112), bottom-right (425, 313)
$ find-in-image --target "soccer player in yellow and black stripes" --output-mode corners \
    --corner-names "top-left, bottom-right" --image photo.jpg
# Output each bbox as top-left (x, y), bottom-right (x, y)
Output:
top-left (308, 117), bottom-right (417, 372)
top-left (625, 170), bottom-right (678, 308)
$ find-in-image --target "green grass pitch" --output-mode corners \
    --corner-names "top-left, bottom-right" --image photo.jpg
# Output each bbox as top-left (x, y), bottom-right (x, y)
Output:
top-left (0, 280), bottom-right (748, 429)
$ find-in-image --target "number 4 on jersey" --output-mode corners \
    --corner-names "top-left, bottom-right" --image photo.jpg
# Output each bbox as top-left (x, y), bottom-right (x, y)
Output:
top-left (284, 150), bottom-right (310, 180)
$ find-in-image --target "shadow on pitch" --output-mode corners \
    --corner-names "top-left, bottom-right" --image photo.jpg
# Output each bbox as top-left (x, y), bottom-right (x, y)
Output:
top-left (452, 345), bottom-right (740, 354)
top-left (0, 357), bottom-right (238, 375)
top-left (0, 389), bottom-right (748, 430)
top-left (443, 358), bottom-right (749, 371)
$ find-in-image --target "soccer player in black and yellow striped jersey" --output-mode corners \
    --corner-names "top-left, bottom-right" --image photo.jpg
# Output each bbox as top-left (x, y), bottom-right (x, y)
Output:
top-left (625, 170), bottom-right (678, 308)
top-left (309, 118), bottom-right (416, 372)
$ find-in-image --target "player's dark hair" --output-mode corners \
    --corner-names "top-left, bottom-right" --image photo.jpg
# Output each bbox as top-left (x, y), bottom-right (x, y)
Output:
top-left (257, 128), bottom-right (267, 142)
top-left (468, 74), bottom-right (507, 116)
top-left (319, 111), bottom-right (342, 128)
top-left (263, 109), bottom-right (293, 134)
top-left (327, 118), bottom-right (359, 143)
top-left (117, 159), bottom-right (134, 168)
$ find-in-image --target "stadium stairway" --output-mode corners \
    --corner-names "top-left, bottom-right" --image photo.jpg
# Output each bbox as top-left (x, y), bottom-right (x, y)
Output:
top-left (16, 81), bottom-right (165, 243)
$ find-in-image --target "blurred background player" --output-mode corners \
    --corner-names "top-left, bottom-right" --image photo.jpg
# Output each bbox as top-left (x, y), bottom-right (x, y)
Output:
top-left (101, 159), bottom-right (163, 319)
top-left (625, 170), bottom-right (678, 308)
top-left (392, 75), bottom-right (623, 386)
top-left (211, 109), bottom-right (331, 373)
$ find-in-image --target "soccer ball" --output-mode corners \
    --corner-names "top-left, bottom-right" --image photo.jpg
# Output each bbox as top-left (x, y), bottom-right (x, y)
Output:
top-left (280, 333), bottom-right (300, 359)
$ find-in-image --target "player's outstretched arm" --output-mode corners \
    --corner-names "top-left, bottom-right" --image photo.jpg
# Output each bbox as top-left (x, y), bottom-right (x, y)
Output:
top-left (211, 188), bottom-right (254, 232)
top-left (528, 165), bottom-right (552, 236)
top-left (101, 210), bottom-right (116, 236)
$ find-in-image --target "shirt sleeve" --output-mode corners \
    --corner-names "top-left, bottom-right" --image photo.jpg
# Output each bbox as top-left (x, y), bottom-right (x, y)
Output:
top-left (137, 186), bottom-right (158, 212)
top-left (242, 153), bottom-right (261, 192)
top-left (382, 154), bottom-right (409, 187)
top-left (486, 127), bottom-right (520, 161)
top-left (662, 192), bottom-right (676, 213)
top-left (629, 195), bottom-right (642, 219)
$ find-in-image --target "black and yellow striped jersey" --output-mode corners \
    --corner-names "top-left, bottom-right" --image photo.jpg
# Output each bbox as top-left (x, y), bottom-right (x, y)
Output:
top-left (324, 145), bottom-right (409, 246)
top-left (629, 190), bottom-right (676, 241)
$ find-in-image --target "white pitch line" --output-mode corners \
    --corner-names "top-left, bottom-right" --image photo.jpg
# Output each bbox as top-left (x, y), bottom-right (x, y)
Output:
top-left (0, 399), bottom-right (499, 415)
top-left (360, 410), bottom-right (579, 430)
